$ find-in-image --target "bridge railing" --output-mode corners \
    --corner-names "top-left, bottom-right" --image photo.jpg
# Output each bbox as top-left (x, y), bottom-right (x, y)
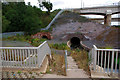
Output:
top-left (89, 45), bottom-right (120, 77)
top-left (0, 41), bottom-right (51, 68)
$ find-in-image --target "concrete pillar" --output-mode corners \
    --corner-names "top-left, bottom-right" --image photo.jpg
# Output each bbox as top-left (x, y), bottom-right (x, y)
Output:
top-left (104, 14), bottom-right (111, 26)
top-left (104, 10), bottom-right (112, 26)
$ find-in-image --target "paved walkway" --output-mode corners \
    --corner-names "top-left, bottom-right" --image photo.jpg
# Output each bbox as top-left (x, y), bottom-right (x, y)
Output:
top-left (42, 56), bottom-right (90, 78)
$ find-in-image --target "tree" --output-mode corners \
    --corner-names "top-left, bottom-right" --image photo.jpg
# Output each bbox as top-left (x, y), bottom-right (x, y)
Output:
top-left (2, 16), bottom-right (10, 32)
top-left (42, 1), bottom-right (53, 15)
top-left (23, 6), bottom-right (41, 34)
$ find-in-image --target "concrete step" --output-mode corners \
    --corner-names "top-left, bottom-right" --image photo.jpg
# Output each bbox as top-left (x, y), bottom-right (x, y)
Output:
top-left (67, 66), bottom-right (78, 69)
top-left (67, 62), bottom-right (76, 65)
top-left (67, 69), bottom-right (90, 78)
top-left (67, 56), bottom-right (79, 69)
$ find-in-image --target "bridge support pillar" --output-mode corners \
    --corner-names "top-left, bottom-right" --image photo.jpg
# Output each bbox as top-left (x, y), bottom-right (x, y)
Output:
top-left (104, 14), bottom-right (111, 26)
top-left (104, 10), bottom-right (112, 26)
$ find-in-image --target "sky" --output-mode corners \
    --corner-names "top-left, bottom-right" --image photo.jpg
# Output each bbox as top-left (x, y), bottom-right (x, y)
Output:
top-left (25, 0), bottom-right (120, 25)
top-left (25, 0), bottom-right (120, 10)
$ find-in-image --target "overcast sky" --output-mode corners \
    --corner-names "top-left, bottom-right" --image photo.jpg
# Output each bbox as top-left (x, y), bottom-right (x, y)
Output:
top-left (25, 0), bottom-right (120, 25)
top-left (25, 0), bottom-right (120, 10)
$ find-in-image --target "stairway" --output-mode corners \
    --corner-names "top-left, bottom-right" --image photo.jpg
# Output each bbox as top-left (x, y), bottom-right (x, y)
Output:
top-left (66, 56), bottom-right (90, 78)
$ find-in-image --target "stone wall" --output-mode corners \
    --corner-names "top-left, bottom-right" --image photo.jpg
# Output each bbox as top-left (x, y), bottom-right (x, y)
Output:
top-left (31, 32), bottom-right (53, 40)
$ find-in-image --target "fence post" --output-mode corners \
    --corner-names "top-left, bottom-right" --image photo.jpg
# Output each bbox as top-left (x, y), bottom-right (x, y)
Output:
top-left (111, 50), bottom-right (114, 75)
top-left (119, 54), bottom-right (120, 78)
top-left (65, 50), bottom-right (67, 75)
top-left (0, 51), bottom-right (2, 79)
top-left (37, 47), bottom-right (39, 68)
top-left (93, 45), bottom-right (97, 72)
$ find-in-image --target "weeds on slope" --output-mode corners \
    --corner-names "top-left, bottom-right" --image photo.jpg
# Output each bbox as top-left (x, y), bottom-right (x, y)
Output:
top-left (46, 50), bottom-right (66, 76)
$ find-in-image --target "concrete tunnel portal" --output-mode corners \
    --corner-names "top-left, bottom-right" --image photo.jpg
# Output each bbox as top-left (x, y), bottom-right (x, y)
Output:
top-left (68, 37), bottom-right (81, 49)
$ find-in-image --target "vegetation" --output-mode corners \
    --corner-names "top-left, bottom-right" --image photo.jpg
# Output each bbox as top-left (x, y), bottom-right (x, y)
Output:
top-left (70, 49), bottom-right (90, 75)
top-left (2, 2), bottom-right (59, 34)
top-left (46, 50), bottom-right (66, 76)
top-left (17, 71), bottom-right (22, 74)
top-left (3, 35), bottom-right (46, 47)
top-left (49, 43), bottom-right (70, 50)
top-left (41, 1), bottom-right (53, 15)
top-left (48, 43), bottom-right (90, 75)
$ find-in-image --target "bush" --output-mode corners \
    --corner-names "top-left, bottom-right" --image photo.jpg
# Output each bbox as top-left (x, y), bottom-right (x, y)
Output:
top-left (49, 43), bottom-right (69, 50)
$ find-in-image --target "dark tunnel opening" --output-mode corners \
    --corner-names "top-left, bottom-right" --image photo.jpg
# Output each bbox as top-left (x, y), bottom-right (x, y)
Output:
top-left (42, 35), bottom-right (48, 39)
top-left (70, 37), bottom-right (81, 49)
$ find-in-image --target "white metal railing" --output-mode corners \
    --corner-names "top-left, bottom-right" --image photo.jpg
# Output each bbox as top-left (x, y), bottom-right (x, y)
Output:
top-left (41, 9), bottom-right (64, 30)
top-left (0, 51), bottom-right (2, 79)
top-left (0, 41), bottom-right (51, 68)
top-left (89, 45), bottom-right (120, 76)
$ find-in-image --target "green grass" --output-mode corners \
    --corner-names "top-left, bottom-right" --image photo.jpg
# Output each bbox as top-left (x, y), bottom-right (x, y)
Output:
top-left (17, 71), bottom-right (22, 74)
top-left (49, 43), bottom-right (70, 50)
top-left (3, 35), bottom-right (46, 47)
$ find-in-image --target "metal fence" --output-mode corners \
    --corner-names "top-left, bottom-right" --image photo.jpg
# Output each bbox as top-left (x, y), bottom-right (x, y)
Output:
top-left (1, 32), bottom-right (24, 38)
top-left (89, 45), bottom-right (120, 77)
top-left (0, 41), bottom-right (51, 68)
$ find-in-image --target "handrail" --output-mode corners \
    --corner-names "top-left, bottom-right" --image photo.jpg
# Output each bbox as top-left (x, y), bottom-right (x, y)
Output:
top-left (90, 45), bottom-right (120, 77)
top-left (93, 45), bottom-right (120, 51)
top-left (93, 45), bottom-right (97, 49)
top-left (0, 41), bottom-right (51, 68)
top-left (0, 41), bottom-right (47, 49)
top-left (37, 41), bottom-right (47, 48)
top-left (0, 47), bottom-right (38, 49)
top-left (96, 49), bottom-right (120, 51)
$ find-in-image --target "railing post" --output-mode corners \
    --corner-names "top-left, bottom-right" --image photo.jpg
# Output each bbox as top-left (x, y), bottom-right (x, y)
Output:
top-left (119, 53), bottom-right (120, 78)
top-left (37, 47), bottom-right (39, 68)
top-left (0, 50), bottom-right (2, 79)
top-left (65, 50), bottom-right (67, 75)
top-left (0, 50), bottom-right (2, 67)
top-left (111, 50), bottom-right (114, 75)
top-left (93, 45), bottom-right (97, 72)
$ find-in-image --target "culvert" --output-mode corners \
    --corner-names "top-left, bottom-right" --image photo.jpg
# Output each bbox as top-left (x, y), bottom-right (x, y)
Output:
top-left (67, 37), bottom-right (82, 49)
top-left (42, 35), bottom-right (48, 39)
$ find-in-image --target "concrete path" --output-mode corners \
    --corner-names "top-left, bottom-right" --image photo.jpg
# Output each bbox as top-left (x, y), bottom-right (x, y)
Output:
top-left (42, 56), bottom-right (90, 78)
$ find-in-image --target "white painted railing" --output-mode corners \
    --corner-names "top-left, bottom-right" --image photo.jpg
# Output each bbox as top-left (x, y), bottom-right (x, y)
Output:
top-left (0, 41), bottom-right (51, 68)
top-left (0, 51), bottom-right (2, 79)
top-left (89, 45), bottom-right (120, 76)
top-left (41, 9), bottom-right (64, 30)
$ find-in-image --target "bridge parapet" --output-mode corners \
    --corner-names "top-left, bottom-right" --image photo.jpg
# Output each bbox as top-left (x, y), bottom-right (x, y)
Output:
top-left (72, 6), bottom-right (118, 15)
top-left (72, 6), bottom-right (119, 26)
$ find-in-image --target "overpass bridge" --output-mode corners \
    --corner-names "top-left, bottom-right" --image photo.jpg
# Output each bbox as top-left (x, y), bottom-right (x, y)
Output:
top-left (70, 5), bottom-right (120, 26)
top-left (42, 5), bottom-right (120, 30)
top-left (89, 18), bottom-right (120, 24)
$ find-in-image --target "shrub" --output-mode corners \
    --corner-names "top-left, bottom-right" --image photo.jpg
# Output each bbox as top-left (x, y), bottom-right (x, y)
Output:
top-left (49, 43), bottom-right (69, 50)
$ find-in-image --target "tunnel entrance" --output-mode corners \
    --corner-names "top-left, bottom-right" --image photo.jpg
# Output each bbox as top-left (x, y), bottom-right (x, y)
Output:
top-left (42, 35), bottom-right (48, 39)
top-left (70, 37), bottom-right (81, 49)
